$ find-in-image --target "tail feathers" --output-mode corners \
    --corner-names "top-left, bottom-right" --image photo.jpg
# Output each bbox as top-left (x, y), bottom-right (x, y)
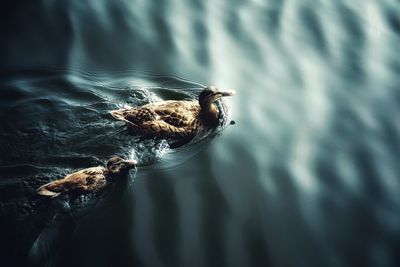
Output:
top-left (110, 109), bottom-right (128, 120)
top-left (110, 109), bottom-right (139, 128)
top-left (36, 187), bottom-right (61, 198)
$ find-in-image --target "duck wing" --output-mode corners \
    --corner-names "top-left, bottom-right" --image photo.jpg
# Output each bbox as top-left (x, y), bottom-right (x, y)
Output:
top-left (37, 167), bottom-right (106, 198)
top-left (151, 101), bottom-right (199, 124)
top-left (110, 106), bottom-right (158, 129)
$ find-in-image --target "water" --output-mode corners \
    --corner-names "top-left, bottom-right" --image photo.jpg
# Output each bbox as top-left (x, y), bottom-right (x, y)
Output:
top-left (1, 1), bottom-right (400, 266)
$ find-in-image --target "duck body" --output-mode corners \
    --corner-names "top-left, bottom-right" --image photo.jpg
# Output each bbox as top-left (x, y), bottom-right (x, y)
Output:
top-left (110, 87), bottom-right (235, 140)
top-left (37, 157), bottom-right (136, 198)
top-left (111, 100), bottom-right (203, 139)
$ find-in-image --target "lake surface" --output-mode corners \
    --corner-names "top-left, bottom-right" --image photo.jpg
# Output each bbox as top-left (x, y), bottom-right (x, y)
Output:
top-left (1, 1), bottom-right (400, 267)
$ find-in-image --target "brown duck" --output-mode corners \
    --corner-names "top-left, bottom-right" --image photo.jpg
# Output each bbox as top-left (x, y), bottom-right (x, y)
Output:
top-left (110, 86), bottom-right (235, 139)
top-left (36, 157), bottom-right (137, 198)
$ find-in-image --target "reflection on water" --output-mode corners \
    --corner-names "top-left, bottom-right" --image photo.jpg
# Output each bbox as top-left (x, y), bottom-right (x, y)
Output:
top-left (1, 0), bottom-right (400, 266)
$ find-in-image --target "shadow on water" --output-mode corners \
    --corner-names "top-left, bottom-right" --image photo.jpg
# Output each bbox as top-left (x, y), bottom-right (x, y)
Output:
top-left (0, 170), bottom-right (139, 267)
top-left (196, 151), bottom-right (230, 267)
top-left (231, 146), bottom-right (272, 267)
top-left (145, 168), bottom-right (180, 267)
top-left (270, 165), bottom-right (326, 267)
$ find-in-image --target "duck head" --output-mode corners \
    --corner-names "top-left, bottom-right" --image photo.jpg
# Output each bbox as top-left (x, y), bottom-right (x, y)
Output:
top-left (199, 86), bottom-right (235, 124)
top-left (106, 156), bottom-right (137, 176)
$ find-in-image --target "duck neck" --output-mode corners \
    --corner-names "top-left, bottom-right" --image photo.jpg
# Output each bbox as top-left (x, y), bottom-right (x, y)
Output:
top-left (104, 169), bottom-right (118, 181)
top-left (104, 169), bottom-right (112, 180)
top-left (200, 101), bottom-right (219, 125)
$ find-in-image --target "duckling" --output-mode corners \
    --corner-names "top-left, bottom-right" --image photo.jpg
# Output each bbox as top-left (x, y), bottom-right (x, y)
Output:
top-left (110, 86), bottom-right (235, 139)
top-left (36, 157), bottom-right (137, 198)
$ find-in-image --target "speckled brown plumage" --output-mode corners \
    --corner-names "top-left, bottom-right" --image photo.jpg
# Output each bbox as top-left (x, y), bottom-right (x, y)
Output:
top-left (37, 157), bottom-right (136, 198)
top-left (110, 87), bottom-right (235, 139)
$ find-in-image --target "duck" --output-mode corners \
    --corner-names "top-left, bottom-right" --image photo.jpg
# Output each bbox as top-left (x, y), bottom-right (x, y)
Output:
top-left (110, 86), bottom-right (235, 140)
top-left (36, 157), bottom-right (137, 198)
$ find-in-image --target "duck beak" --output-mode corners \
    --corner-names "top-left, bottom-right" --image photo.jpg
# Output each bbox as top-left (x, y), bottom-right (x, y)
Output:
top-left (221, 90), bottom-right (236, 96)
top-left (215, 90), bottom-right (236, 98)
top-left (123, 159), bottom-right (137, 168)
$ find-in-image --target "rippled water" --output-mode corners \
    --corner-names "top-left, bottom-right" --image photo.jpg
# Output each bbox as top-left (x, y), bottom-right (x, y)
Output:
top-left (1, 1), bottom-right (400, 267)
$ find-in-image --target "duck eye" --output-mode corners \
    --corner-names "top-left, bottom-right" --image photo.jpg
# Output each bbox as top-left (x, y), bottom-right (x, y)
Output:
top-left (110, 165), bottom-right (119, 172)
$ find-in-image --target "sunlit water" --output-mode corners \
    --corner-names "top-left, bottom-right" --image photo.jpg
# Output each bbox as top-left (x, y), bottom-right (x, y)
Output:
top-left (1, 1), bottom-right (400, 267)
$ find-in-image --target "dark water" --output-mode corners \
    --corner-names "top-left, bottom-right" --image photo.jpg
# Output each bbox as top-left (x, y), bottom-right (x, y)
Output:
top-left (1, 1), bottom-right (400, 267)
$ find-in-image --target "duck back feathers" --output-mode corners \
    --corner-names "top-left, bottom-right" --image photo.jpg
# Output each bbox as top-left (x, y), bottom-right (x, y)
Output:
top-left (111, 100), bottom-right (203, 138)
